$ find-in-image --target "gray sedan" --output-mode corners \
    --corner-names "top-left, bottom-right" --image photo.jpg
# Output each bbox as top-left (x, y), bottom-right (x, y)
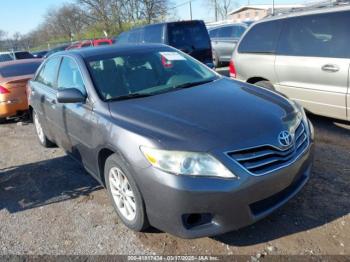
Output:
top-left (28, 44), bottom-right (314, 238)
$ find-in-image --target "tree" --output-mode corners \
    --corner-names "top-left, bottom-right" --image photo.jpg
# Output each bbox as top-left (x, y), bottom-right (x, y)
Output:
top-left (45, 4), bottom-right (88, 40)
top-left (208, 0), bottom-right (237, 21)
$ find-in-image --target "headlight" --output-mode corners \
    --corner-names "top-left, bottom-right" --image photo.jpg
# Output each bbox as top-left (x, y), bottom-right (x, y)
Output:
top-left (140, 147), bottom-right (236, 178)
top-left (290, 100), bottom-right (311, 136)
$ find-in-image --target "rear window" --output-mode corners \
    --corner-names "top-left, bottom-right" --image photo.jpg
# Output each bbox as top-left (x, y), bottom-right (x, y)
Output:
top-left (277, 11), bottom-right (350, 58)
top-left (14, 52), bottom-right (35, 60)
top-left (0, 54), bottom-right (13, 62)
top-left (0, 62), bottom-right (42, 78)
top-left (238, 20), bottom-right (283, 53)
top-left (167, 21), bottom-right (211, 50)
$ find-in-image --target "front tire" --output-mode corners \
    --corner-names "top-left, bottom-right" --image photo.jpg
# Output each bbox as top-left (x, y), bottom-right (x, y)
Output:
top-left (105, 153), bottom-right (149, 231)
top-left (32, 110), bottom-right (55, 147)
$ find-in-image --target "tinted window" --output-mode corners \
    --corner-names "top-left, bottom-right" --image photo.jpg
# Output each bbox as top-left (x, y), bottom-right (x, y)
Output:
top-left (87, 48), bottom-right (217, 100)
top-left (116, 32), bottom-right (129, 44)
top-left (0, 62), bottom-right (42, 78)
top-left (57, 57), bottom-right (85, 94)
top-left (168, 21), bottom-right (211, 49)
top-left (277, 11), bottom-right (350, 58)
top-left (209, 28), bottom-right (218, 38)
top-left (36, 57), bottom-right (61, 88)
top-left (96, 41), bottom-right (110, 46)
top-left (218, 26), bottom-right (233, 38)
top-left (238, 20), bottom-right (282, 53)
top-left (14, 52), bottom-right (35, 59)
top-left (128, 29), bottom-right (142, 43)
top-left (144, 24), bottom-right (163, 43)
top-left (233, 26), bottom-right (246, 38)
top-left (0, 54), bottom-right (13, 62)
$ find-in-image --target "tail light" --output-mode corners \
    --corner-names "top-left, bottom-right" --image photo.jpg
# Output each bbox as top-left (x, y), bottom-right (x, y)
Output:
top-left (229, 59), bottom-right (237, 78)
top-left (0, 85), bottom-right (10, 94)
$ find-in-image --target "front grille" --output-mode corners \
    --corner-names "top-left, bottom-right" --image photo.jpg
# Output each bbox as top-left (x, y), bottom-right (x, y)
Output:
top-left (228, 121), bottom-right (309, 176)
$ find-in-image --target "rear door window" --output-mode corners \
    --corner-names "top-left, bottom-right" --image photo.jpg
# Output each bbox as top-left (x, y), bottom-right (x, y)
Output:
top-left (167, 21), bottom-right (211, 50)
top-left (36, 57), bottom-right (61, 88)
top-left (277, 11), bottom-right (350, 58)
top-left (238, 20), bottom-right (283, 53)
top-left (209, 28), bottom-right (219, 38)
top-left (217, 26), bottom-right (233, 38)
top-left (143, 24), bottom-right (163, 43)
top-left (233, 26), bottom-right (246, 38)
top-left (14, 52), bottom-right (35, 59)
top-left (0, 54), bottom-right (13, 62)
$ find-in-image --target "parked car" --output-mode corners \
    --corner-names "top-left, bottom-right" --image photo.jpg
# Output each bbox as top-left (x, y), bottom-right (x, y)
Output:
top-left (28, 44), bottom-right (314, 238)
top-left (31, 50), bottom-right (48, 58)
top-left (116, 20), bottom-right (214, 68)
top-left (0, 59), bottom-right (42, 121)
top-left (208, 23), bottom-right (248, 67)
top-left (231, 6), bottom-right (350, 121)
top-left (0, 51), bottom-right (35, 62)
top-left (44, 44), bottom-right (71, 58)
top-left (66, 39), bottom-right (113, 50)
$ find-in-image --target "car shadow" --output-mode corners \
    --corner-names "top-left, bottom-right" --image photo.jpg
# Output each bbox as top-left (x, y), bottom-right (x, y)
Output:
top-left (0, 155), bottom-right (102, 213)
top-left (213, 114), bottom-right (350, 246)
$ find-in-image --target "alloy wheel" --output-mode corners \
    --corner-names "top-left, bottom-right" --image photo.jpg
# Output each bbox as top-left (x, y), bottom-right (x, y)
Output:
top-left (109, 167), bottom-right (137, 221)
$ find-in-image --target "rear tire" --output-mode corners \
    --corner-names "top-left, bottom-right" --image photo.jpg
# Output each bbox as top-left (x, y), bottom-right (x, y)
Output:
top-left (0, 118), bottom-right (5, 124)
top-left (32, 110), bottom-right (55, 147)
top-left (105, 153), bottom-right (149, 232)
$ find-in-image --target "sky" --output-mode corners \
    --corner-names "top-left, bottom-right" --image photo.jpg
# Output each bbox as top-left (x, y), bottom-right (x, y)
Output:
top-left (0, 0), bottom-right (307, 36)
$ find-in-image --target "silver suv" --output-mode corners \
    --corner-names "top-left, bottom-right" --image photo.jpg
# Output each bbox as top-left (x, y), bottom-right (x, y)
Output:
top-left (231, 6), bottom-right (350, 121)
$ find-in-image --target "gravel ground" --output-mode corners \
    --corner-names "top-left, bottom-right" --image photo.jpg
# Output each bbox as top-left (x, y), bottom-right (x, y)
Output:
top-left (0, 93), bottom-right (349, 256)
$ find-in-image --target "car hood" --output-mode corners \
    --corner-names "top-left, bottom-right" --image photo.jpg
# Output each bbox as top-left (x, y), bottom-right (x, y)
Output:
top-left (108, 78), bottom-right (299, 152)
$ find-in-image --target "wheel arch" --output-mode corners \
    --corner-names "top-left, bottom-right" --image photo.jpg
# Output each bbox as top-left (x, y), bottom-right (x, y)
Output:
top-left (246, 77), bottom-right (269, 85)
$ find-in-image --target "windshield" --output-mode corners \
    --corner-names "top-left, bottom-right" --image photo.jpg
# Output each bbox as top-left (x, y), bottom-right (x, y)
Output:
top-left (86, 48), bottom-right (218, 101)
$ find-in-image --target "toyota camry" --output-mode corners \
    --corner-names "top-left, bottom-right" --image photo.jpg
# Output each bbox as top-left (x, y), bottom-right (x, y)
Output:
top-left (28, 44), bottom-right (314, 238)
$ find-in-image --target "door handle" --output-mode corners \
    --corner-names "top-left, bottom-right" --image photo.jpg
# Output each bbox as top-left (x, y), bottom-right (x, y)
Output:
top-left (321, 64), bottom-right (339, 72)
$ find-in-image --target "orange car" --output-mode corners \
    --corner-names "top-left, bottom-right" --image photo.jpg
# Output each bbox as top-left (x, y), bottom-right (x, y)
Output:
top-left (0, 59), bottom-right (42, 121)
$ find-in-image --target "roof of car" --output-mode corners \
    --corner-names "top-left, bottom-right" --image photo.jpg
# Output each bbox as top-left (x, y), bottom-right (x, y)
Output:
top-left (255, 4), bottom-right (350, 23)
top-left (0, 58), bottom-right (43, 68)
top-left (54, 43), bottom-right (169, 59)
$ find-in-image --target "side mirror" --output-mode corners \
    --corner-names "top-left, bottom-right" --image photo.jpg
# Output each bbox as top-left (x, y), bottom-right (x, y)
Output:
top-left (56, 88), bottom-right (86, 104)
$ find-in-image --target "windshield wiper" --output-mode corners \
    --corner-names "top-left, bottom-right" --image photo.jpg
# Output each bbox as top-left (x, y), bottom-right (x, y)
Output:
top-left (172, 79), bottom-right (216, 90)
top-left (112, 93), bottom-right (152, 101)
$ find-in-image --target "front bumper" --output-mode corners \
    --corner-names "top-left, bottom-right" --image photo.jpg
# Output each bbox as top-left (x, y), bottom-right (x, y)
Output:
top-left (134, 141), bottom-right (314, 239)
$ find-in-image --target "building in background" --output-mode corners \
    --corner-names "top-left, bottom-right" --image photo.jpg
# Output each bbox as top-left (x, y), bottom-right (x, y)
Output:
top-left (227, 4), bottom-right (304, 23)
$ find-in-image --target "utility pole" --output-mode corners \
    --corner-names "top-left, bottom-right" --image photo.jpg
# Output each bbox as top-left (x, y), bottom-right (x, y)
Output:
top-left (214, 0), bottom-right (218, 21)
top-left (189, 1), bottom-right (192, 20)
top-left (272, 0), bottom-right (275, 15)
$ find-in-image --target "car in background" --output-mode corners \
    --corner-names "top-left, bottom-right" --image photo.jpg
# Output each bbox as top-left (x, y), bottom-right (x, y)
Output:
top-left (231, 6), bottom-right (350, 121)
top-left (0, 59), bottom-right (42, 121)
top-left (208, 23), bottom-right (248, 67)
top-left (28, 44), bottom-right (313, 238)
top-left (0, 51), bottom-right (35, 62)
top-left (44, 44), bottom-right (71, 58)
top-left (66, 39), bottom-right (113, 50)
top-left (116, 20), bottom-right (214, 68)
top-left (32, 50), bottom-right (48, 58)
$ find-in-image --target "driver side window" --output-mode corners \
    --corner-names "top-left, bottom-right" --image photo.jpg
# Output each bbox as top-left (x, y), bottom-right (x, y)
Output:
top-left (57, 57), bottom-right (86, 94)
